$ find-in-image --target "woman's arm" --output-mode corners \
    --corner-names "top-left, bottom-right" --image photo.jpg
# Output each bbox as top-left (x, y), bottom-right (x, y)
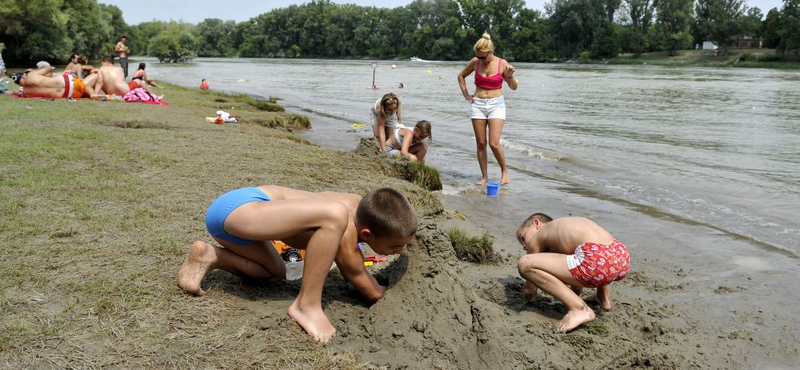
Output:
top-left (503, 61), bottom-right (518, 90)
top-left (400, 128), bottom-right (417, 162)
top-left (457, 58), bottom-right (477, 103)
top-left (376, 115), bottom-right (388, 153)
top-left (143, 71), bottom-right (161, 87)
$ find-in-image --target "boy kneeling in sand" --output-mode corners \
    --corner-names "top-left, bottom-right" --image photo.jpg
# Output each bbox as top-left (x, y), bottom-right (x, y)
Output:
top-left (517, 213), bottom-right (630, 333)
top-left (177, 186), bottom-right (418, 344)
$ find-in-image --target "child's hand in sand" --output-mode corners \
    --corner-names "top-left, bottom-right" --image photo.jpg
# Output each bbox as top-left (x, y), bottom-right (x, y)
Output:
top-left (522, 281), bottom-right (538, 303)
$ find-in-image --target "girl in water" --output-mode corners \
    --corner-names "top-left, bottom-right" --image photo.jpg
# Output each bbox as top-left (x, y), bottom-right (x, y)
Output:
top-left (370, 93), bottom-right (402, 153)
top-left (387, 120), bottom-right (432, 164)
top-left (457, 33), bottom-right (518, 185)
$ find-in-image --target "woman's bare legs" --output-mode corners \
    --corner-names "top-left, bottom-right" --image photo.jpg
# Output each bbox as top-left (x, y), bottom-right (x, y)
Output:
top-left (472, 118), bottom-right (489, 185)
top-left (487, 118), bottom-right (509, 185)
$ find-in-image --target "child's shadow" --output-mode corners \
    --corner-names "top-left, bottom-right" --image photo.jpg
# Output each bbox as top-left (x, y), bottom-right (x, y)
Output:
top-left (202, 254), bottom-right (409, 308)
top-left (498, 277), bottom-right (566, 321)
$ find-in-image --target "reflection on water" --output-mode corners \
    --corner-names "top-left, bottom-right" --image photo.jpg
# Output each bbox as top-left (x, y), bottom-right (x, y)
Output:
top-left (145, 58), bottom-right (800, 256)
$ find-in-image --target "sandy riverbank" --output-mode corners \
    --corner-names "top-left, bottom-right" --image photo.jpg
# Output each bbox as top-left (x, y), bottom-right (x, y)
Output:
top-left (1, 85), bottom-right (797, 369)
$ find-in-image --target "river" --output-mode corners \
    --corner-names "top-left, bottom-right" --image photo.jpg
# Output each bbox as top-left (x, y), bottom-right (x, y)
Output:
top-left (141, 57), bottom-right (800, 257)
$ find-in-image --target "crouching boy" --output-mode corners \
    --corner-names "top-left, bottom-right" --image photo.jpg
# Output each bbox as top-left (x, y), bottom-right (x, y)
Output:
top-left (517, 213), bottom-right (630, 333)
top-left (177, 186), bottom-right (418, 344)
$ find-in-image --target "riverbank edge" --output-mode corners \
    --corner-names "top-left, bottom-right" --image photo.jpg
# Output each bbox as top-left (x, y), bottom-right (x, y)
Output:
top-left (0, 83), bottom-right (444, 369)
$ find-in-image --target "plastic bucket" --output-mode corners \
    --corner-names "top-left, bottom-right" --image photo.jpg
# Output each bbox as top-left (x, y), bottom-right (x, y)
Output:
top-left (486, 182), bottom-right (500, 196)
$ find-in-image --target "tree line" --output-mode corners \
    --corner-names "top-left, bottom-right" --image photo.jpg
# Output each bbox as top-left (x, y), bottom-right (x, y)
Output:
top-left (1, 0), bottom-right (799, 65)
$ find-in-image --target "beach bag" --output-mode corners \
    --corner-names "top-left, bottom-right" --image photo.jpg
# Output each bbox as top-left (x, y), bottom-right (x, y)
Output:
top-left (123, 87), bottom-right (161, 103)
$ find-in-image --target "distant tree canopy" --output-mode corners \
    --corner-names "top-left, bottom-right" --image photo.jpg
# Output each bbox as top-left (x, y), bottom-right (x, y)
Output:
top-left (2, 0), bottom-right (800, 66)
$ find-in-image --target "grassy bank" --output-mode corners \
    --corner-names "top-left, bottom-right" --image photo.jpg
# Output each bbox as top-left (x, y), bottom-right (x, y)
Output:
top-left (607, 49), bottom-right (800, 69)
top-left (0, 84), bottom-right (438, 368)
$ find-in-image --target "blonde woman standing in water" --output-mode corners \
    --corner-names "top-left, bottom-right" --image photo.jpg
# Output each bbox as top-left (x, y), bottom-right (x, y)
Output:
top-left (457, 33), bottom-right (518, 185)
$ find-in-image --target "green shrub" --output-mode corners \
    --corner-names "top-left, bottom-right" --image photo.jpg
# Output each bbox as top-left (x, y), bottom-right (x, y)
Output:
top-left (233, 94), bottom-right (285, 112)
top-left (446, 228), bottom-right (496, 263)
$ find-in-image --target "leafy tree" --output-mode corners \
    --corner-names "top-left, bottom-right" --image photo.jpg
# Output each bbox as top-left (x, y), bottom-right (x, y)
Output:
top-left (196, 18), bottom-right (232, 57)
top-left (508, 8), bottom-right (546, 61)
top-left (0, 0), bottom-right (71, 63)
top-left (546, 0), bottom-right (612, 59)
top-left (483, 0), bottom-right (527, 55)
top-left (762, 7), bottom-right (782, 48)
top-left (654, 0), bottom-right (694, 55)
top-left (148, 21), bottom-right (198, 63)
top-left (98, 4), bottom-right (130, 56)
top-left (622, 0), bottom-right (654, 56)
top-left (63, 0), bottom-right (115, 60)
top-left (129, 21), bottom-right (167, 58)
top-left (591, 22), bottom-right (621, 58)
top-left (778, 0), bottom-right (800, 55)
top-left (695, 0), bottom-right (746, 54)
top-left (740, 6), bottom-right (764, 39)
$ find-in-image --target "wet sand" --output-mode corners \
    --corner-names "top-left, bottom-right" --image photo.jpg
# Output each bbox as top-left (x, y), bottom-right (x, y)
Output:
top-left (298, 120), bottom-right (800, 368)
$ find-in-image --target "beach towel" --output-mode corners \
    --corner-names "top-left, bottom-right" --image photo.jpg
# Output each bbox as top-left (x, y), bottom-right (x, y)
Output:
top-left (123, 88), bottom-right (168, 106)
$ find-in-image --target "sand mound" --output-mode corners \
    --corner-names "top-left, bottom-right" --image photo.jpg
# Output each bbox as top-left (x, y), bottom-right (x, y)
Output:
top-left (332, 220), bottom-right (515, 369)
top-left (328, 220), bottom-right (699, 369)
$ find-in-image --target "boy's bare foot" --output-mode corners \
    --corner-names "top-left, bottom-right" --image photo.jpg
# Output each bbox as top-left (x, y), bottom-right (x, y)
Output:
top-left (500, 171), bottom-right (510, 185)
top-left (176, 241), bottom-right (217, 296)
top-left (476, 178), bottom-right (488, 186)
top-left (557, 305), bottom-right (595, 333)
top-left (288, 300), bottom-right (336, 345)
top-left (586, 292), bottom-right (612, 311)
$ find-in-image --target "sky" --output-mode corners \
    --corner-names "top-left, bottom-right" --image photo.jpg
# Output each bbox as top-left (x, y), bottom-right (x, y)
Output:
top-left (99, 0), bottom-right (785, 25)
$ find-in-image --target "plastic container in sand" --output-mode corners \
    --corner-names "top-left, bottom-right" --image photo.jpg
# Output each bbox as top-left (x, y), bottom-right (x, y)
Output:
top-left (285, 261), bottom-right (304, 281)
top-left (486, 182), bottom-right (500, 196)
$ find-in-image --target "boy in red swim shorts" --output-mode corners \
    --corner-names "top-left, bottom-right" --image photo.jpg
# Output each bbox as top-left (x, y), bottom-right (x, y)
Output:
top-left (516, 213), bottom-right (630, 333)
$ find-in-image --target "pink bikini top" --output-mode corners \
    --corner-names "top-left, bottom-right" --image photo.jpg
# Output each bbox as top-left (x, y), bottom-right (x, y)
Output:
top-left (474, 58), bottom-right (504, 90)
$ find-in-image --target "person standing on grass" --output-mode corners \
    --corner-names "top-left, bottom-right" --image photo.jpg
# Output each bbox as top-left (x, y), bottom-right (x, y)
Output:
top-left (115, 36), bottom-right (130, 78)
top-left (457, 33), bottom-right (518, 186)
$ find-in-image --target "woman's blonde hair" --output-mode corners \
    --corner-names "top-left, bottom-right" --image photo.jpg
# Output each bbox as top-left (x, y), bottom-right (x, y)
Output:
top-left (415, 120), bottom-right (432, 142)
top-left (379, 92), bottom-right (401, 117)
top-left (473, 33), bottom-right (494, 53)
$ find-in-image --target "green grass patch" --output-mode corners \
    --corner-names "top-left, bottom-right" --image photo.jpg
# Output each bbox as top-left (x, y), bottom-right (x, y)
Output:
top-left (402, 162), bottom-right (442, 191)
top-left (584, 322), bottom-right (609, 336)
top-left (0, 82), bottom-right (437, 369)
top-left (446, 228), bottom-right (497, 263)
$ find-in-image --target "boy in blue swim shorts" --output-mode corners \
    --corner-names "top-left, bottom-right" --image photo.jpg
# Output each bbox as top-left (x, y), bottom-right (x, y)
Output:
top-left (177, 185), bottom-right (418, 345)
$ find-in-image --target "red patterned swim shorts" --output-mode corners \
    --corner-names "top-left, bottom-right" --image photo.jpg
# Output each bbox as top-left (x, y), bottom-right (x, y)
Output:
top-left (567, 240), bottom-right (630, 288)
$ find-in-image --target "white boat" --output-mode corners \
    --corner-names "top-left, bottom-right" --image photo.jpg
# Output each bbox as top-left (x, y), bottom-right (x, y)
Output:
top-left (410, 56), bottom-right (430, 62)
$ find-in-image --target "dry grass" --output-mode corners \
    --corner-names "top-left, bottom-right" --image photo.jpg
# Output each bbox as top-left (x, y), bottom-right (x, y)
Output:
top-left (0, 84), bottom-right (433, 369)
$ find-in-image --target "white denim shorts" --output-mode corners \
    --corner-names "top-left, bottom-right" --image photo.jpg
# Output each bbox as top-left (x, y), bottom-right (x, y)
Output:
top-left (470, 96), bottom-right (506, 120)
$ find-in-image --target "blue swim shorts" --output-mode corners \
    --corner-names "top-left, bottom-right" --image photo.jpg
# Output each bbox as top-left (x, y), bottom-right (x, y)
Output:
top-left (205, 187), bottom-right (271, 246)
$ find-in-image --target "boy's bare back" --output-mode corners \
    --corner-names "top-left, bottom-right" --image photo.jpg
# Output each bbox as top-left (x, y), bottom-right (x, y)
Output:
top-left (532, 217), bottom-right (615, 254)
